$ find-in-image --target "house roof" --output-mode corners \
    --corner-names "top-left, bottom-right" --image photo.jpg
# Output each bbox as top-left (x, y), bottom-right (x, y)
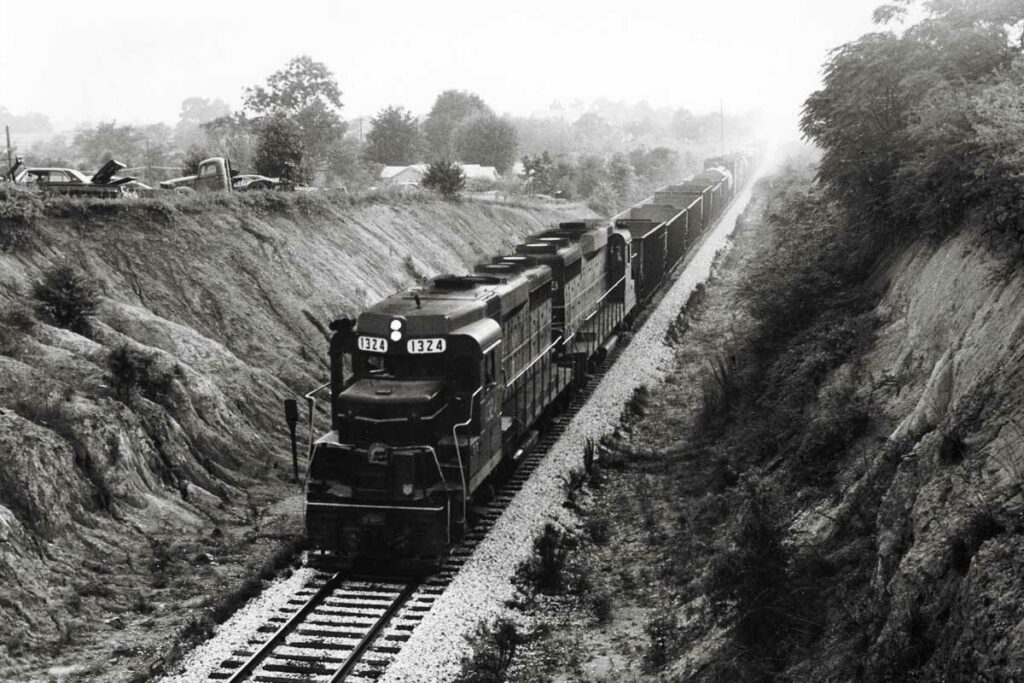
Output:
top-left (379, 163), bottom-right (500, 181)
top-left (458, 164), bottom-right (500, 181)
top-left (380, 164), bottom-right (428, 179)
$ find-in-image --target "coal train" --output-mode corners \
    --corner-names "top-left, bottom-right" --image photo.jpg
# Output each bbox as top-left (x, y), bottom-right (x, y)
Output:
top-left (295, 151), bottom-right (756, 565)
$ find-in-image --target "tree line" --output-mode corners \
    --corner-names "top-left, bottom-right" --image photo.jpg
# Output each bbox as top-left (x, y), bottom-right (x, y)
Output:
top-left (6, 55), bottom-right (756, 212)
top-left (802, 0), bottom-right (1024, 246)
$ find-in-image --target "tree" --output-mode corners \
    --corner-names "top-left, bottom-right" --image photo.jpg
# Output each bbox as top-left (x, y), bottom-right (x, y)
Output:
top-left (522, 152), bottom-right (556, 195)
top-left (244, 56), bottom-right (347, 183)
top-left (628, 146), bottom-right (680, 187)
top-left (423, 90), bottom-right (492, 160)
top-left (454, 115), bottom-right (518, 173)
top-left (364, 105), bottom-right (422, 165)
top-left (174, 97), bottom-right (231, 150)
top-left (72, 122), bottom-right (143, 168)
top-left (201, 114), bottom-right (257, 172)
top-left (253, 114), bottom-right (303, 181)
top-left (421, 160), bottom-right (466, 199)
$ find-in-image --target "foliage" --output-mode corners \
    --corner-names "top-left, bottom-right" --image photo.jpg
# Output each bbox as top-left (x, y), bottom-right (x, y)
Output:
top-left (423, 90), bottom-right (492, 160)
top-left (456, 617), bottom-right (525, 683)
top-left (421, 160), bottom-right (466, 199)
top-left (244, 55), bottom-right (347, 182)
top-left (0, 185), bottom-right (42, 250)
top-left (454, 115), bottom-right (518, 173)
top-left (107, 344), bottom-right (175, 405)
top-left (32, 262), bottom-right (99, 335)
top-left (181, 145), bottom-right (208, 176)
top-left (514, 522), bottom-right (578, 594)
top-left (801, 0), bottom-right (1024, 243)
top-left (201, 113), bottom-right (257, 172)
top-left (253, 114), bottom-right (304, 181)
top-left (364, 105), bottom-right (422, 165)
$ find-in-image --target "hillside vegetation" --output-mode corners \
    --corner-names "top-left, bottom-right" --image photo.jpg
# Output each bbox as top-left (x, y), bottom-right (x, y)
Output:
top-left (0, 187), bottom-right (589, 681)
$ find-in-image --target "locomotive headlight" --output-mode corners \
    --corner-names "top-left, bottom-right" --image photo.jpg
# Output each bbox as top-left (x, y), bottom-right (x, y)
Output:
top-left (391, 330), bottom-right (402, 342)
top-left (390, 320), bottom-right (403, 331)
top-left (390, 319), bottom-right (403, 342)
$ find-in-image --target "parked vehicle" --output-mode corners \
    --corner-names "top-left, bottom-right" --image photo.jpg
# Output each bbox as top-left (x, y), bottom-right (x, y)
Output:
top-left (4, 158), bottom-right (149, 197)
top-left (159, 157), bottom-right (283, 193)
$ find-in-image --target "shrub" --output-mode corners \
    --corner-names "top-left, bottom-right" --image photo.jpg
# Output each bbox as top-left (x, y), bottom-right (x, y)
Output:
top-left (107, 344), bottom-right (175, 405)
top-left (2, 303), bottom-right (36, 332)
top-left (421, 160), bottom-right (466, 199)
top-left (32, 263), bottom-right (99, 335)
top-left (514, 523), bottom-right (577, 594)
top-left (0, 187), bottom-right (42, 251)
top-left (643, 611), bottom-right (683, 671)
top-left (590, 590), bottom-right (614, 624)
top-left (585, 515), bottom-right (611, 545)
top-left (705, 483), bottom-right (794, 657)
top-left (456, 617), bottom-right (524, 683)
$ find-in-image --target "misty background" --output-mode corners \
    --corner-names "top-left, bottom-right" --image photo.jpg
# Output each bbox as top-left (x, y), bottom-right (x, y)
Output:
top-left (1, 0), bottom-right (885, 207)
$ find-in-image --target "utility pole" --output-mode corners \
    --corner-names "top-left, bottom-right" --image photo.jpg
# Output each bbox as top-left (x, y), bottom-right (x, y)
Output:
top-left (720, 99), bottom-right (725, 154)
top-left (5, 125), bottom-right (12, 172)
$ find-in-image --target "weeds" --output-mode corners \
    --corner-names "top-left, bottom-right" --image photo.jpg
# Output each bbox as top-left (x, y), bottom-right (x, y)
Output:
top-left (32, 262), bottom-right (99, 335)
top-left (456, 617), bottom-right (525, 683)
top-left (625, 384), bottom-right (651, 419)
top-left (107, 343), bottom-right (176, 405)
top-left (514, 523), bottom-right (579, 595)
top-left (643, 611), bottom-right (683, 671)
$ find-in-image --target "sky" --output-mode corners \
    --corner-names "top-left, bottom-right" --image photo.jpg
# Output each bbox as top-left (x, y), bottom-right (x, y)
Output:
top-left (0, 0), bottom-right (892, 141)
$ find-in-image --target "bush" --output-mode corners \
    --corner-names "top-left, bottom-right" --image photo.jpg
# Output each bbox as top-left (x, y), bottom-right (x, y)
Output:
top-left (32, 263), bottom-right (99, 335)
top-left (0, 186), bottom-right (42, 251)
top-left (107, 344), bottom-right (175, 405)
top-left (514, 523), bottom-right (577, 594)
top-left (643, 611), bottom-right (683, 671)
top-left (421, 160), bottom-right (466, 199)
top-left (456, 617), bottom-right (525, 683)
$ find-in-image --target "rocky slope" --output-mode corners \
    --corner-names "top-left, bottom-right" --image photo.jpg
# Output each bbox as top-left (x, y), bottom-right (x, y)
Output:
top-left (0, 190), bottom-right (590, 682)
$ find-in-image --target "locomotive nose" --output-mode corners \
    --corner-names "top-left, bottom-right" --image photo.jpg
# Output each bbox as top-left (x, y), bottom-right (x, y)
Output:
top-left (337, 379), bottom-right (446, 419)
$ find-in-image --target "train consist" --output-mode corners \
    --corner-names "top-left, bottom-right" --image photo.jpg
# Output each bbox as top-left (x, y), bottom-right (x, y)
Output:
top-left (299, 151), bottom-right (756, 565)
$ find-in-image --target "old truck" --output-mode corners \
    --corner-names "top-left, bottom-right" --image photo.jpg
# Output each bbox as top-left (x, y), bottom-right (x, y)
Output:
top-left (159, 157), bottom-right (283, 193)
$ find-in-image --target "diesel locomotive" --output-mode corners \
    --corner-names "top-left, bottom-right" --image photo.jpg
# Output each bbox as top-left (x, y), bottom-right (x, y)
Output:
top-left (294, 151), bottom-right (756, 565)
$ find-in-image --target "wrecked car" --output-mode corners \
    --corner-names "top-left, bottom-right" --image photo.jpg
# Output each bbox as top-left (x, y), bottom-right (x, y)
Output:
top-left (5, 158), bottom-right (149, 197)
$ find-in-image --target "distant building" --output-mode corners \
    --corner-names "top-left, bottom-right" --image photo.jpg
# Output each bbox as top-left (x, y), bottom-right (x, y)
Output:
top-left (379, 164), bottom-right (428, 187)
top-left (378, 163), bottom-right (500, 188)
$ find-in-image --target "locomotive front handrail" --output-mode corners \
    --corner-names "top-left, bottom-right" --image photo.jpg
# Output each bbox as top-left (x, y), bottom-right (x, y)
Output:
top-left (451, 385), bottom-right (483, 527)
top-left (304, 382), bottom-right (331, 468)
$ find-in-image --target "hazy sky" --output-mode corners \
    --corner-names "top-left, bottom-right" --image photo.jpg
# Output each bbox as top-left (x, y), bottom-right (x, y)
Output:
top-left (0, 0), bottom-right (889, 139)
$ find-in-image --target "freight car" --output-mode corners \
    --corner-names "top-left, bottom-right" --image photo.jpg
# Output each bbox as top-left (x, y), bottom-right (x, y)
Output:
top-left (292, 151), bottom-right (756, 566)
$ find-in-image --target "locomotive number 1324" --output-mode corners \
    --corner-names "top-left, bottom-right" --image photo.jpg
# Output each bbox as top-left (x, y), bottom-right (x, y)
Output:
top-left (406, 338), bottom-right (447, 354)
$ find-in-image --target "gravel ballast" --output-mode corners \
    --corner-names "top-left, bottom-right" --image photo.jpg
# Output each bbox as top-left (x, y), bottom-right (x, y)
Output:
top-left (380, 174), bottom-right (763, 683)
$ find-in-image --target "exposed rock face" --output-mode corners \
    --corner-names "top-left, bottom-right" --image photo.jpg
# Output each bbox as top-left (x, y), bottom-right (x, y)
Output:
top-left (856, 230), bottom-right (1024, 679)
top-left (0, 194), bottom-right (589, 678)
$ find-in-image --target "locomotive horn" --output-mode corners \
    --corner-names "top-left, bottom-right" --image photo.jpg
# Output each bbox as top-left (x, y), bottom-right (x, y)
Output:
top-left (285, 398), bottom-right (300, 483)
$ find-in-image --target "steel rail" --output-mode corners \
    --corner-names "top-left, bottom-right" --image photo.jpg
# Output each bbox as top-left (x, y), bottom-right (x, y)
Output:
top-left (224, 571), bottom-right (345, 683)
top-left (327, 580), bottom-right (418, 682)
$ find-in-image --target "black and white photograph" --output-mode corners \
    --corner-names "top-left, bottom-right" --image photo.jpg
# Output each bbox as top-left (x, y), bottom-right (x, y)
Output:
top-left (1, 0), bottom-right (1023, 680)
